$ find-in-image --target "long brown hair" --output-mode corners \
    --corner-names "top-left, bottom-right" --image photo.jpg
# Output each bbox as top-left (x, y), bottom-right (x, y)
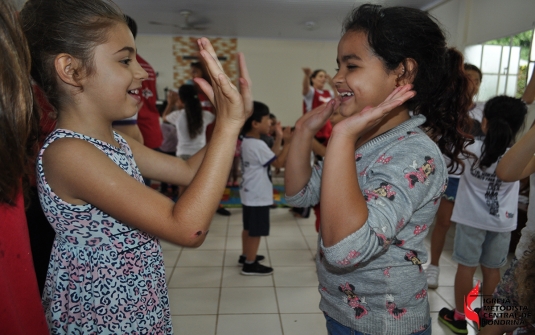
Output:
top-left (0, 0), bottom-right (39, 205)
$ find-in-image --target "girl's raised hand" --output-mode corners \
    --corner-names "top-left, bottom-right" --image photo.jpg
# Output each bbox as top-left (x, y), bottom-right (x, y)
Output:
top-left (333, 84), bottom-right (415, 140)
top-left (194, 38), bottom-right (251, 128)
top-left (295, 99), bottom-right (340, 136)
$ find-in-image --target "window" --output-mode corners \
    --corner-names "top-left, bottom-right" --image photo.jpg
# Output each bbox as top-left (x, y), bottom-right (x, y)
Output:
top-left (464, 29), bottom-right (534, 101)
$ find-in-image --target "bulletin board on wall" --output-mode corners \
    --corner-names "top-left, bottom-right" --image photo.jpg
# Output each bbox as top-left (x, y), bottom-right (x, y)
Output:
top-left (172, 36), bottom-right (238, 89)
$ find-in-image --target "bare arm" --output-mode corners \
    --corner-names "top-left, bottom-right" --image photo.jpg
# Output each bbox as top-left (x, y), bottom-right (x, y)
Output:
top-left (162, 90), bottom-right (179, 122)
top-left (320, 85), bottom-right (415, 247)
top-left (522, 65), bottom-right (535, 104)
top-left (496, 120), bottom-right (535, 182)
top-left (271, 126), bottom-right (293, 169)
top-left (285, 102), bottom-right (336, 196)
top-left (302, 67), bottom-right (312, 96)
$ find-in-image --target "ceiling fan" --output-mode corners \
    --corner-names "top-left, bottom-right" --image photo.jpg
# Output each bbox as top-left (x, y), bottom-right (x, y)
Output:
top-left (148, 10), bottom-right (208, 31)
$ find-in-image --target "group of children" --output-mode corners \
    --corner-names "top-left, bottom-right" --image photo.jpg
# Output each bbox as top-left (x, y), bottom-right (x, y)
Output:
top-left (1, 0), bottom-right (535, 334)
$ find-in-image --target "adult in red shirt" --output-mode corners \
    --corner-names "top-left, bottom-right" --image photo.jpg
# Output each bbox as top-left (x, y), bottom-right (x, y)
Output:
top-left (136, 53), bottom-right (163, 149)
top-left (301, 67), bottom-right (338, 144)
top-left (0, 1), bottom-right (49, 333)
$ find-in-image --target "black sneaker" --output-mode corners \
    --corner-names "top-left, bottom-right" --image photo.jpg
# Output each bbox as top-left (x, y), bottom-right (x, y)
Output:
top-left (216, 207), bottom-right (231, 216)
top-left (438, 308), bottom-right (468, 334)
top-left (241, 261), bottom-right (273, 276)
top-left (238, 255), bottom-right (265, 265)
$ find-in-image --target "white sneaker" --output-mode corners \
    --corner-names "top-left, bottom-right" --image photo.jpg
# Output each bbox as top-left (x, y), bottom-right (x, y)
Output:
top-left (426, 264), bottom-right (440, 289)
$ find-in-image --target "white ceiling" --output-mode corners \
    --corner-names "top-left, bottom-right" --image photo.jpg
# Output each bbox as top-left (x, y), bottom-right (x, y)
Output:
top-left (114, 0), bottom-right (450, 41)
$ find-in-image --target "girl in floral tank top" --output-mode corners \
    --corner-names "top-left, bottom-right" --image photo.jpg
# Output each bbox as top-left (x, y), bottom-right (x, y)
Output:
top-left (20, 0), bottom-right (252, 333)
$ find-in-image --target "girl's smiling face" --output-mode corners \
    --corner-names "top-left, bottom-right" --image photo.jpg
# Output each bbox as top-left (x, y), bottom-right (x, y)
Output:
top-left (333, 30), bottom-right (399, 117)
top-left (78, 23), bottom-right (147, 120)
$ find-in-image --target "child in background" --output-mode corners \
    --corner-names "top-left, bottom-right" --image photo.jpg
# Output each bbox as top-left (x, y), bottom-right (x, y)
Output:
top-left (20, 0), bottom-right (252, 332)
top-left (158, 90), bottom-right (179, 197)
top-left (439, 96), bottom-right (528, 334)
top-left (163, 84), bottom-right (215, 196)
top-left (426, 63), bottom-right (485, 289)
top-left (480, 71), bottom-right (535, 335)
top-left (239, 101), bottom-right (292, 275)
top-left (285, 4), bottom-right (474, 334)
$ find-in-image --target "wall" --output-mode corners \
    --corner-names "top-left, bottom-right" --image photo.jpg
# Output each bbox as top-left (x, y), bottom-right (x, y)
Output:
top-left (136, 35), bottom-right (338, 126)
top-left (237, 38), bottom-right (338, 126)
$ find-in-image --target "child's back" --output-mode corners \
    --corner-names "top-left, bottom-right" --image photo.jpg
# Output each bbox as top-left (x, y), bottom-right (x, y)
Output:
top-left (451, 139), bottom-right (519, 231)
top-left (239, 137), bottom-right (275, 205)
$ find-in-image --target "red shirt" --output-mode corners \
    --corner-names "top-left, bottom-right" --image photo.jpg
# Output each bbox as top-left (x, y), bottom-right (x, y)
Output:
top-left (303, 88), bottom-right (333, 144)
top-left (136, 55), bottom-right (163, 149)
top-left (0, 191), bottom-right (49, 334)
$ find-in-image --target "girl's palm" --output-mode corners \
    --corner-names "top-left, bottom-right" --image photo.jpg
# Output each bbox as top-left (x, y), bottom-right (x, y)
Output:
top-left (334, 85), bottom-right (415, 139)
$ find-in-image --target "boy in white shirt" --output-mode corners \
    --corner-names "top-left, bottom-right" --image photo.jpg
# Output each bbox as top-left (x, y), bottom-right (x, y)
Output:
top-left (239, 101), bottom-right (292, 275)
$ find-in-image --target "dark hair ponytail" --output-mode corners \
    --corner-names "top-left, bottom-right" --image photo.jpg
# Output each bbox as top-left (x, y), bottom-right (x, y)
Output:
top-left (343, 4), bottom-right (475, 173)
top-left (479, 96), bottom-right (527, 169)
top-left (178, 84), bottom-right (203, 139)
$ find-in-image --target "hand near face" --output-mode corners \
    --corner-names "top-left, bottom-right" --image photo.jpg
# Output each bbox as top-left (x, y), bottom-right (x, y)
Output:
top-left (282, 126), bottom-right (293, 143)
top-left (194, 37), bottom-right (252, 128)
top-left (295, 99), bottom-right (340, 136)
top-left (274, 121), bottom-right (283, 138)
top-left (166, 90), bottom-right (179, 106)
top-left (333, 84), bottom-right (416, 141)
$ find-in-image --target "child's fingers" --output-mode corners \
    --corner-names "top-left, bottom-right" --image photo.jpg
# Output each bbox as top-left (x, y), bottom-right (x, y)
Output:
top-left (215, 73), bottom-right (241, 104)
top-left (193, 77), bottom-right (215, 105)
top-left (198, 38), bottom-right (224, 71)
top-left (239, 78), bottom-right (253, 117)
top-left (238, 53), bottom-right (252, 89)
top-left (237, 54), bottom-right (253, 115)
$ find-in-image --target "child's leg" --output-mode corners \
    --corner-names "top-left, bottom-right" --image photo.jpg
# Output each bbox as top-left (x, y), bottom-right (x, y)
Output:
top-left (451, 223), bottom-right (487, 314)
top-left (455, 263), bottom-right (478, 311)
top-left (430, 198), bottom-right (454, 266)
top-left (241, 205), bottom-right (273, 275)
top-left (480, 231), bottom-right (512, 310)
top-left (243, 234), bottom-right (261, 262)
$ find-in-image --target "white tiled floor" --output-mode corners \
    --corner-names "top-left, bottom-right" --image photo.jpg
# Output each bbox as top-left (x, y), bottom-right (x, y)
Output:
top-left (161, 206), bottom-right (509, 335)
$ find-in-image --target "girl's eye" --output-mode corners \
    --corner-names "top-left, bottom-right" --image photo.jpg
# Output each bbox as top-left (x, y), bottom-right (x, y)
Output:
top-left (120, 59), bottom-right (132, 65)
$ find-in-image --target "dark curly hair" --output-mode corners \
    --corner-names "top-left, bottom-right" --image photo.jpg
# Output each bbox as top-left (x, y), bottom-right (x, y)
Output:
top-left (343, 4), bottom-right (475, 173)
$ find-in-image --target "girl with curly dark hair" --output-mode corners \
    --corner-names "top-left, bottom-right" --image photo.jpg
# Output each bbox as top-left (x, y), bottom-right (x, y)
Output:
top-left (285, 4), bottom-right (474, 334)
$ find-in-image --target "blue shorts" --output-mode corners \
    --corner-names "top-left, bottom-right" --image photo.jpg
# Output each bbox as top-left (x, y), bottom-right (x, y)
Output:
top-left (452, 223), bottom-right (511, 268)
top-left (442, 177), bottom-right (459, 201)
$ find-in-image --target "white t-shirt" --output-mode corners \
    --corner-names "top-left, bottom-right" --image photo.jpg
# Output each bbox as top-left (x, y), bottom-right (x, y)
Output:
top-left (451, 140), bottom-right (519, 232)
top-left (239, 137), bottom-right (276, 206)
top-left (165, 109), bottom-right (215, 156)
top-left (469, 101), bottom-right (485, 123)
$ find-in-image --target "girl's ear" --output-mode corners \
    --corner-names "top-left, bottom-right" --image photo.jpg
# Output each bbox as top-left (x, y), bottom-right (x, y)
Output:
top-left (395, 58), bottom-right (417, 86)
top-left (55, 54), bottom-right (83, 87)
